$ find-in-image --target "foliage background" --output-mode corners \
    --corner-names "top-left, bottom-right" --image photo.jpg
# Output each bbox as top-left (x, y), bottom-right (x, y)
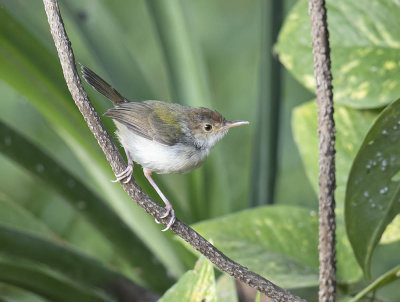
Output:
top-left (0, 0), bottom-right (399, 301)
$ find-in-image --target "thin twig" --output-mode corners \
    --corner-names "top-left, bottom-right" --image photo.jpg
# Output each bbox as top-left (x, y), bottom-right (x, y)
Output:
top-left (42, 0), bottom-right (306, 301)
top-left (308, 1), bottom-right (336, 301)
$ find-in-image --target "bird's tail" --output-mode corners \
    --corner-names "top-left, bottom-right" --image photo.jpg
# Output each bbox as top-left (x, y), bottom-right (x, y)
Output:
top-left (81, 64), bottom-right (127, 105)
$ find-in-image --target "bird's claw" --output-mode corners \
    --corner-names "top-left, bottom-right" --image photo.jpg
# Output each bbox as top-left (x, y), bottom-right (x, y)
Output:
top-left (112, 164), bottom-right (133, 183)
top-left (160, 208), bottom-right (171, 219)
top-left (155, 207), bottom-right (176, 232)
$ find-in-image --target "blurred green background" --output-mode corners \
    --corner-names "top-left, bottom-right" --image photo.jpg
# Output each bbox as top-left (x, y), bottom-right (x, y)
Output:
top-left (0, 0), bottom-right (317, 300)
top-left (5, 0), bottom-right (398, 301)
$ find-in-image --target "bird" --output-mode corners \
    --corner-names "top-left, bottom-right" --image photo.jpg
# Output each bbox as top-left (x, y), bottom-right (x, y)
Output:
top-left (81, 65), bottom-right (249, 231)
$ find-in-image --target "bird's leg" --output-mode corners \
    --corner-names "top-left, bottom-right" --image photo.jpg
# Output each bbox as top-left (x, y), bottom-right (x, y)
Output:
top-left (112, 149), bottom-right (134, 183)
top-left (143, 168), bottom-right (176, 232)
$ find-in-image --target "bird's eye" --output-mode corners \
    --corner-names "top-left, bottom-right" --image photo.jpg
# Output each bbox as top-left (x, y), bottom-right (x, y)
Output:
top-left (204, 124), bottom-right (213, 131)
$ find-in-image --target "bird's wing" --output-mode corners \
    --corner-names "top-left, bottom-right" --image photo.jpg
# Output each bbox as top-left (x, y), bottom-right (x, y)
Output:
top-left (104, 101), bottom-right (183, 146)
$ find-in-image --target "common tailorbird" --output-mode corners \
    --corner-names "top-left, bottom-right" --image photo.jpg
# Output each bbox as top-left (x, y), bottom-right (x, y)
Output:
top-left (81, 65), bottom-right (249, 231)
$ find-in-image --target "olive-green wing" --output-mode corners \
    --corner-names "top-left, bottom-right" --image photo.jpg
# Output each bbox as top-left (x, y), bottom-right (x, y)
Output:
top-left (104, 101), bottom-right (183, 146)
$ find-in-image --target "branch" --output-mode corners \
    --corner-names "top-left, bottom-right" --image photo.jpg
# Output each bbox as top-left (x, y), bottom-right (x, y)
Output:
top-left (42, 0), bottom-right (305, 301)
top-left (308, 1), bottom-right (336, 301)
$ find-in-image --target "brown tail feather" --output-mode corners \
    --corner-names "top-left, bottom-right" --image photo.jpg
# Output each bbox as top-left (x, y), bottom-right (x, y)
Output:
top-left (80, 64), bottom-right (127, 105)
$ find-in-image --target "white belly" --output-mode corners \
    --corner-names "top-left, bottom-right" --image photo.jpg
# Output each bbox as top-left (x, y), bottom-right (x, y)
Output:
top-left (115, 123), bottom-right (210, 174)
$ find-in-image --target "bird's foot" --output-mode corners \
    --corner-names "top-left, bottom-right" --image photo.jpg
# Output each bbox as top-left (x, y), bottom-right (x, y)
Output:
top-left (143, 168), bottom-right (176, 232)
top-left (112, 163), bottom-right (133, 183)
top-left (155, 205), bottom-right (176, 232)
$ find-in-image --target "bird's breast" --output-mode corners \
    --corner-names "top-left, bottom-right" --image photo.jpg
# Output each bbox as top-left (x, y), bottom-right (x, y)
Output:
top-left (115, 123), bottom-right (210, 174)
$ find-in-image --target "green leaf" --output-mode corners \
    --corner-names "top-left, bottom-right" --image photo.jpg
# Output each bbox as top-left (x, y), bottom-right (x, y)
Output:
top-left (216, 274), bottom-right (238, 302)
top-left (0, 197), bottom-right (55, 240)
top-left (145, 1), bottom-right (212, 109)
top-left (345, 98), bottom-right (400, 277)
top-left (0, 226), bottom-right (155, 302)
top-left (254, 292), bottom-right (261, 302)
top-left (159, 256), bottom-right (217, 302)
top-left (349, 265), bottom-right (400, 302)
top-left (0, 255), bottom-right (114, 302)
top-left (250, 0), bottom-right (282, 207)
top-left (60, 1), bottom-right (154, 100)
top-left (0, 121), bottom-right (171, 291)
top-left (292, 101), bottom-right (377, 205)
top-left (190, 205), bottom-right (361, 288)
top-left (276, 0), bottom-right (400, 108)
top-left (0, 7), bottom-right (184, 279)
top-left (380, 214), bottom-right (400, 244)
top-left (0, 283), bottom-right (48, 302)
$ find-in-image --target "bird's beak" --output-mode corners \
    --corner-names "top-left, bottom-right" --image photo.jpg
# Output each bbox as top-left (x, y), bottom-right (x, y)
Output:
top-left (225, 120), bottom-right (249, 129)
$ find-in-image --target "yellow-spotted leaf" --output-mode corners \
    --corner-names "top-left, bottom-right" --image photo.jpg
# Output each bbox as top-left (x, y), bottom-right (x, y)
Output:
top-left (276, 0), bottom-right (400, 108)
top-left (293, 101), bottom-right (377, 205)
top-left (159, 256), bottom-right (216, 302)
top-left (190, 206), bottom-right (361, 288)
top-left (346, 98), bottom-right (400, 277)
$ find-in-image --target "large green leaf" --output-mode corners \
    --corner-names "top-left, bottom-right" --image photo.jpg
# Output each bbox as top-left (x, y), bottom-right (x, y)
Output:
top-left (0, 7), bottom-right (184, 278)
top-left (159, 256), bottom-right (216, 302)
top-left (0, 283), bottom-right (48, 302)
top-left (145, 1), bottom-right (212, 108)
top-left (349, 265), bottom-right (400, 302)
top-left (0, 226), bottom-right (156, 302)
top-left (345, 98), bottom-right (400, 277)
top-left (0, 87), bottom-right (122, 274)
top-left (0, 255), bottom-right (114, 302)
top-left (292, 101), bottom-right (377, 205)
top-left (216, 274), bottom-right (238, 302)
top-left (0, 197), bottom-right (55, 240)
top-left (0, 0), bottom-right (156, 100)
top-left (60, 1), bottom-right (154, 101)
top-left (190, 205), bottom-right (361, 288)
top-left (0, 7), bottom-right (102, 206)
top-left (276, 0), bottom-right (400, 108)
top-left (250, 0), bottom-right (282, 207)
top-left (0, 121), bottom-right (172, 291)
